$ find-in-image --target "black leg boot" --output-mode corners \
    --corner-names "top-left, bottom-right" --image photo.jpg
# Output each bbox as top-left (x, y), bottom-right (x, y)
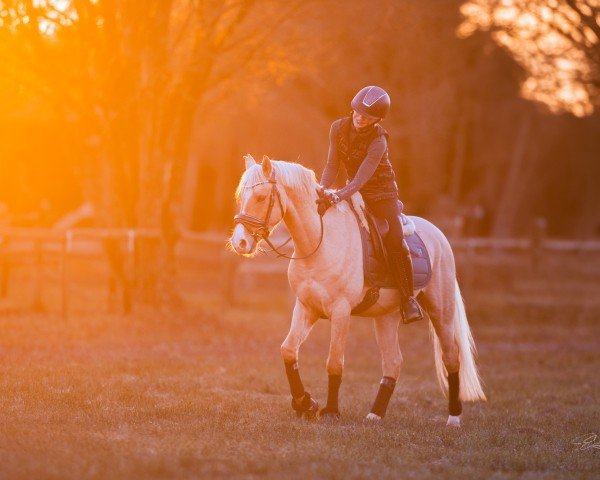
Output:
top-left (389, 241), bottom-right (424, 323)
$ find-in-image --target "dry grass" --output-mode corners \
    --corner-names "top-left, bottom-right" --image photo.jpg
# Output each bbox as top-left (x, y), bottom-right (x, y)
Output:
top-left (0, 285), bottom-right (598, 479)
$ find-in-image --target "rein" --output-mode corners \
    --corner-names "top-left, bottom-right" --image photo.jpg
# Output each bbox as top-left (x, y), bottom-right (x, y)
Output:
top-left (233, 171), bottom-right (324, 260)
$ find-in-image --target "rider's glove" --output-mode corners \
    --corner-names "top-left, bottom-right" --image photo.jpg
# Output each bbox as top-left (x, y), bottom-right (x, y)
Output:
top-left (315, 187), bottom-right (341, 216)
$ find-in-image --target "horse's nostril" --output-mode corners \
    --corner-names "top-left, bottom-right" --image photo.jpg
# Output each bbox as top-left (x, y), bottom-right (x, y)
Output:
top-left (239, 238), bottom-right (247, 250)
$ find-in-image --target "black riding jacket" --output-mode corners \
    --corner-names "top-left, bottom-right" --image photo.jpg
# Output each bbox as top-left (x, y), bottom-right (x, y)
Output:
top-left (320, 117), bottom-right (398, 202)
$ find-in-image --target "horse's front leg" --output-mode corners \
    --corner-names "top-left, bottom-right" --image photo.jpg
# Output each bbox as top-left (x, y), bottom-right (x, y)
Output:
top-left (319, 302), bottom-right (352, 420)
top-left (280, 299), bottom-right (319, 419)
top-left (366, 312), bottom-right (403, 421)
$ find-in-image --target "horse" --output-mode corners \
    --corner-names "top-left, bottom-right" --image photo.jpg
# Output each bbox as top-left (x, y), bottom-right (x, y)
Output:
top-left (229, 154), bottom-right (486, 426)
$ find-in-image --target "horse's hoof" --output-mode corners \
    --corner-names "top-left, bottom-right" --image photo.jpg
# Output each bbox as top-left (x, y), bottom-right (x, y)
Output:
top-left (366, 413), bottom-right (382, 421)
top-left (292, 393), bottom-right (319, 420)
top-left (319, 409), bottom-right (341, 421)
top-left (303, 398), bottom-right (320, 420)
top-left (446, 415), bottom-right (461, 427)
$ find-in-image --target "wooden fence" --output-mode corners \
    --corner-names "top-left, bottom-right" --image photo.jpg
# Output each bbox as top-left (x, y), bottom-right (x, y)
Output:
top-left (0, 228), bottom-right (160, 317)
top-left (1, 226), bottom-right (599, 315)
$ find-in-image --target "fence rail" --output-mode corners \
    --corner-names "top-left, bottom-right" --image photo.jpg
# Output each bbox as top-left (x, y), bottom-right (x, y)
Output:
top-left (452, 237), bottom-right (600, 252)
top-left (1, 226), bottom-right (599, 315)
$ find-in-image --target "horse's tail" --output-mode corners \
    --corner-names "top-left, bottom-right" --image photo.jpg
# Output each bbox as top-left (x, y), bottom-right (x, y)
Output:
top-left (430, 279), bottom-right (486, 402)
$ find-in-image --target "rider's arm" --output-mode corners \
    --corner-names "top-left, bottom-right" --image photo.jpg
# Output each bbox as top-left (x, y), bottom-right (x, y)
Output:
top-left (320, 123), bottom-right (341, 188)
top-left (336, 135), bottom-right (387, 200)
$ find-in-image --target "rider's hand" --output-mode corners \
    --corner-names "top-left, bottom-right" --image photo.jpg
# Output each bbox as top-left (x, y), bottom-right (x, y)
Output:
top-left (316, 199), bottom-right (330, 217)
top-left (315, 187), bottom-right (341, 216)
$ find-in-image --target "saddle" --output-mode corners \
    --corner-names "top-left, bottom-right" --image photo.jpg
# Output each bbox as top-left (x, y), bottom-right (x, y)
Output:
top-left (351, 207), bottom-right (432, 315)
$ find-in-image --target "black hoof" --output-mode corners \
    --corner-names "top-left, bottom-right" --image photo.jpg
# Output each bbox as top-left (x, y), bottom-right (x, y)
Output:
top-left (292, 392), bottom-right (319, 420)
top-left (303, 398), bottom-right (319, 420)
top-left (318, 408), bottom-right (341, 421)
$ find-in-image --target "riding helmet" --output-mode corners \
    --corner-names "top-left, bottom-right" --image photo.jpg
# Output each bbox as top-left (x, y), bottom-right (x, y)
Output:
top-left (351, 86), bottom-right (391, 120)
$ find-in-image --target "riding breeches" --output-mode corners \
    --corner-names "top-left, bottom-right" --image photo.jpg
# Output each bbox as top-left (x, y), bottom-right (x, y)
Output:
top-left (365, 198), bottom-right (405, 251)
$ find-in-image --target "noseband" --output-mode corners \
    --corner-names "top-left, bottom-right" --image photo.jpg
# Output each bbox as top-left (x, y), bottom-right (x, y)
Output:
top-left (233, 170), bottom-right (324, 260)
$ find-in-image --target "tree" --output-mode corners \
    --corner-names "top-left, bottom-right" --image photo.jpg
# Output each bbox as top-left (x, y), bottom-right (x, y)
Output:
top-left (457, 0), bottom-right (600, 236)
top-left (0, 0), bottom-right (312, 304)
top-left (458, 0), bottom-right (600, 116)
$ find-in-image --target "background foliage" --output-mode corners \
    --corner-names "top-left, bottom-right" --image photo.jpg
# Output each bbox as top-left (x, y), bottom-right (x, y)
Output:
top-left (0, 0), bottom-right (598, 238)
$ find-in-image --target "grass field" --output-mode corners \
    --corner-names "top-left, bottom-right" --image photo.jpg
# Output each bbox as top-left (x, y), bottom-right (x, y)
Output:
top-left (0, 283), bottom-right (598, 479)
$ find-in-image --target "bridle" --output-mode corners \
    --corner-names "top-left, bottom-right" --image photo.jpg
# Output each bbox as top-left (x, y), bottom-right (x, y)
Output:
top-left (233, 170), bottom-right (324, 260)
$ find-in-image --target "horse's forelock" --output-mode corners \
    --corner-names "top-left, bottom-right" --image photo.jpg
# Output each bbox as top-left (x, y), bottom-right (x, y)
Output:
top-left (235, 164), bottom-right (265, 203)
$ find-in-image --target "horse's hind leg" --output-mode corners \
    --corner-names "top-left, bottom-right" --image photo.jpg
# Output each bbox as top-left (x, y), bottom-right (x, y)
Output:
top-left (280, 299), bottom-right (319, 418)
top-left (419, 287), bottom-right (462, 426)
top-left (366, 312), bottom-right (402, 421)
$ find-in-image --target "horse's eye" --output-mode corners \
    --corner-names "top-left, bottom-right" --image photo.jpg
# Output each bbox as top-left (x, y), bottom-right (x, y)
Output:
top-left (255, 195), bottom-right (266, 202)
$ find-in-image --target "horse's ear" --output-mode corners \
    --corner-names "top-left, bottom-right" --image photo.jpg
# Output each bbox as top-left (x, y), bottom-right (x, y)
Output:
top-left (244, 154), bottom-right (256, 170)
top-left (262, 155), bottom-right (273, 178)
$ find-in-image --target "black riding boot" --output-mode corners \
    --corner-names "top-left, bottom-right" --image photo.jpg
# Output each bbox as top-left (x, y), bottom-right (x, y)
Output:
top-left (389, 241), bottom-right (424, 323)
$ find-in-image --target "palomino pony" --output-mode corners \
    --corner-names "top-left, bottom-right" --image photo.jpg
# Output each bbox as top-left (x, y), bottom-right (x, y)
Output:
top-left (230, 155), bottom-right (486, 426)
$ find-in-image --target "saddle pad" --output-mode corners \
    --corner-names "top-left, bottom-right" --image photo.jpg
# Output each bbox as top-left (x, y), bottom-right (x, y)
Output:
top-left (406, 233), bottom-right (432, 290)
top-left (358, 221), bottom-right (432, 290)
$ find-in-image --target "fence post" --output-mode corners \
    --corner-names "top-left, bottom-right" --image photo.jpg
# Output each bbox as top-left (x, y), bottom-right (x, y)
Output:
top-left (0, 235), bottom-right (7, 298)
top-left (531, 217), bottom-right (547, 273)
top-left (222, 251), bottom-right (239, 305)
top-left (32, 238), bottom-right (44, 312)
top-left (61, 232), bottom-right (71, 319)
top-left (452, 215), bottom-right (465, 242)
top-left (453, 215), bottom-right (473, 295)
top-left (463, 239), bottom-right (475, 296)
top-left (124, 229), bottom-right (134, 314)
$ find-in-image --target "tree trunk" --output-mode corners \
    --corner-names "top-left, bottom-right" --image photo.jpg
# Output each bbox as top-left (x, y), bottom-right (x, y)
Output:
top-left (491, 111), bottom-right (533, 237)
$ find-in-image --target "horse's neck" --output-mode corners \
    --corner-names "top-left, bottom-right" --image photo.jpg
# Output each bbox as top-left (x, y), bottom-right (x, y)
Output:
top-left (284, 188), bottom-right (358, 264)
top-left (283, 188), bottom-right (324, 257)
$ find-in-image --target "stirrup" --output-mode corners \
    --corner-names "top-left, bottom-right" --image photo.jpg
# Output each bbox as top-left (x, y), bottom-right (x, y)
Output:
top-left (402, 297), bottom-right (424, 324)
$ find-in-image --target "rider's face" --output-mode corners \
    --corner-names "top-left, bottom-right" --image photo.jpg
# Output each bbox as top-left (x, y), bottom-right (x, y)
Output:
top-left (352, 110), bottom-right (378, 129)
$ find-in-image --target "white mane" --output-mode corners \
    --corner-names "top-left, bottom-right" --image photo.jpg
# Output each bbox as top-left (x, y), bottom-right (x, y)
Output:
top-left (235, 161), bottom-right (318, 202)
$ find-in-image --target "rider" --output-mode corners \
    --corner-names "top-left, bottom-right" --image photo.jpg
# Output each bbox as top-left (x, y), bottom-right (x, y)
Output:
top-left (317, 85), bottom-right (424, 323)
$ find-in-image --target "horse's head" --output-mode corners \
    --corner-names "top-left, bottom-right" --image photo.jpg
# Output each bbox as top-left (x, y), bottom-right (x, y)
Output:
top-left (230, 154), bottom-right (287, 255)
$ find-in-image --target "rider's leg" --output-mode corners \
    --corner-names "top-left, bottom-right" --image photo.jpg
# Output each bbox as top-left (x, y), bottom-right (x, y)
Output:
top-left (367, 198), bottom-right (424, 323)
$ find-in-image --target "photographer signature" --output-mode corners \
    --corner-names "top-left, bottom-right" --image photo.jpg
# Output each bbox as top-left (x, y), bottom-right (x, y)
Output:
top-left (573, 433), bottom-right (600, 451)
